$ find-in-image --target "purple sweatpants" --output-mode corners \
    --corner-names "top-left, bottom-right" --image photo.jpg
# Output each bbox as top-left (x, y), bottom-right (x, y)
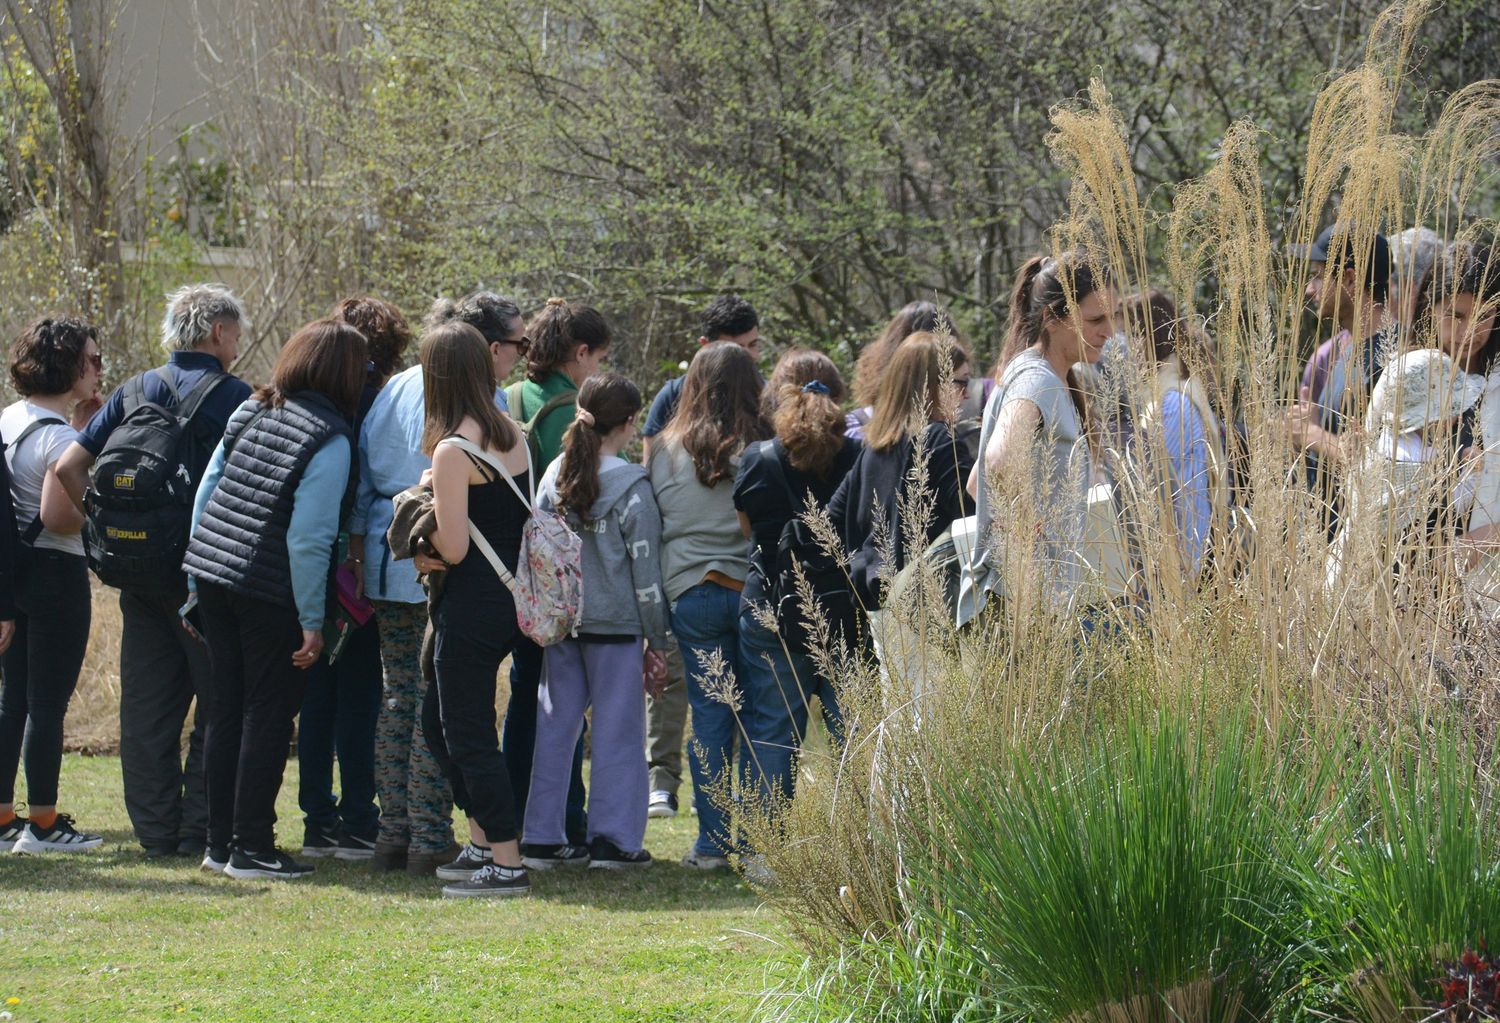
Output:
top-left (525, 639), bottom-right (649, 853)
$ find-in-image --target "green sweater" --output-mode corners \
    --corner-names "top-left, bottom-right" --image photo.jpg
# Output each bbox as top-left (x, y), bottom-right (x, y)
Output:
top-left (514, 370), bottom-right (579, 468)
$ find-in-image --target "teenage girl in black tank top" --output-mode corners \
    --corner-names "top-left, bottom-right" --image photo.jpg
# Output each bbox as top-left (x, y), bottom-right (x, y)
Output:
top-left (414, 321), bottom-right (534, 898)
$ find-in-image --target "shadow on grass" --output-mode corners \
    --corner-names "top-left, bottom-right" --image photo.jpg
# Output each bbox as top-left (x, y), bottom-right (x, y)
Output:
top-left (6, 847), bottom-right (767, 912)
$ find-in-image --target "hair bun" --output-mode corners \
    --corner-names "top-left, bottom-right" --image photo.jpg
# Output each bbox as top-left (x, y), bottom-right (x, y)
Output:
top-left (545, 296), bottom-right (567, 307)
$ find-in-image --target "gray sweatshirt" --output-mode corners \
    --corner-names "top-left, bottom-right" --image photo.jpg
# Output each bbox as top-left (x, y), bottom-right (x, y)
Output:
top-left (537, 455), bottom-right (669, 648)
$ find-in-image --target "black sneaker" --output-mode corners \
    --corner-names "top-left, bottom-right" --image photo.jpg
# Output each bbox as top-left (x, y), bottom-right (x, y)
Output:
top-left (201, 844), bottom-right (231, 873)
top-left (0, 816), bottom-right (27, 853)
top-left (434, 841), bottom-right (491, 881)
top-left (223, 848), bottom-right (314, 880)
top-left (587, 837), bottom-right (652, 871)
top-left (13, 814), bottom-right (103, 854)
top-left (520, 842), bottom-right (590, 870)
top-left (334, 831), bottom-right (377, 861)
top-left (441, 863), bottom-right (531, 898)
top-left (176, 836), bottom-right (206, 858)
top-left (300, 825), bottom-right (339, 859)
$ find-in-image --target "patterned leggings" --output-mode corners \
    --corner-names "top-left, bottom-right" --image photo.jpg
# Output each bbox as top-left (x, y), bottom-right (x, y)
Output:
top-left (372, 601), bottom-right (454, 853)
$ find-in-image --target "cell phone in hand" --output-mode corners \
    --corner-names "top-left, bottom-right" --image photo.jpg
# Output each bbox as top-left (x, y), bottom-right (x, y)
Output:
top-left (179, 594), bottom-right (206, 644)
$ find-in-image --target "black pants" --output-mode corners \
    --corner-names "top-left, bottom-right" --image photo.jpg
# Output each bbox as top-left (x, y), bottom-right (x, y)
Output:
top-left (197, 582), bottom-right (309, 852)
top-left (0, 549), bottom-right (91, 806)
top-left (424, 591), bottom-right (521, 844)
top-left (298, 616), bottom-right (382, 838)
top-left (502, 634), bottom-right (589, 844)
top-left (119, 585), bottom-right (210, 849)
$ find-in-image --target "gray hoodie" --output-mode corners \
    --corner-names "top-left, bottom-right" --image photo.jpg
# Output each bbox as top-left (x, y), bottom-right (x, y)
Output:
top-left (537, 455), bottom-right (669, 648)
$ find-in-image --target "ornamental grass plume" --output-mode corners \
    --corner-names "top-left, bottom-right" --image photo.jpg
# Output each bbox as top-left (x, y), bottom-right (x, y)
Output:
top-left (743, 3), bottom-right (1500, 1019)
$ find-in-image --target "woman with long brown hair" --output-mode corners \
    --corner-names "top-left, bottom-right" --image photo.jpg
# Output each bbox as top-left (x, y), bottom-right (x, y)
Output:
top-left (649, 342), bottom-right (770, 870)
top-left (410, 320), bottom-right (535, 898)
top-left (184, 316), bottom-right (367, 879)
top-left (734, 350), bottom-right (859, 820)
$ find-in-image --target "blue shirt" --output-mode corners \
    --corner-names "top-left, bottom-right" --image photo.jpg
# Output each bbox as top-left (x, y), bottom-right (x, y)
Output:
top-left (349, 364), bottom-right (508, 604)
top-left (1160, 391), bottom-right (1213, 573)
top-left (642, 376), bottom-right (685, 438)
top-left (77, 350), bottom-right (253, 457)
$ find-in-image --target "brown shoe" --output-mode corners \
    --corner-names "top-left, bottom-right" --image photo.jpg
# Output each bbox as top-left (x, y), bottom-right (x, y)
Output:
top-left (371, 840), bottom-right (408, 872)
top-left (405, 843), bottom-right (461, 877)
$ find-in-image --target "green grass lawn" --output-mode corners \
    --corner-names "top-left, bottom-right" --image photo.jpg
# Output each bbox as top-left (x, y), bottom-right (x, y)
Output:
top-left (0, 755), bottom-right (789, 1023)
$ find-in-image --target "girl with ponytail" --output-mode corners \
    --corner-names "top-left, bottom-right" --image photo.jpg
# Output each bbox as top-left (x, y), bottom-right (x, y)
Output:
top-left (962, 252), bottom-right (1116, 616)
top-left (733, 351), bottom-right (860, 817)
top-left (523, 373), bottom-right (668, 870)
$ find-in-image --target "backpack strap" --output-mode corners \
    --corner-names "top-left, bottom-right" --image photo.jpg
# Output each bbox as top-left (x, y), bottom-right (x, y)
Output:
top-left (504, 381), bottom-right (527, 422)
top-left (438, 435), bottom-right (536, 509)
top-left (526, 391), bottom-right (577, 430)
top-left (174, 369), bottom-right (230, 422)
top-left (9, 416), bottom-right (67, 545)
top-left (153, 366), bottom-right (183, 407)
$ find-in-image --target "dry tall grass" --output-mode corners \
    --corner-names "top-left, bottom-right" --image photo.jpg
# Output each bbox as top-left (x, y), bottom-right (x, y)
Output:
top-left (734, 2), bottom-right (1500, 1017)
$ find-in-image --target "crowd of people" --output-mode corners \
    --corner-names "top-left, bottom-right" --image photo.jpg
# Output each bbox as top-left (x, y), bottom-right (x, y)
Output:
top-left (0, 217), bottom-right (1494, 898)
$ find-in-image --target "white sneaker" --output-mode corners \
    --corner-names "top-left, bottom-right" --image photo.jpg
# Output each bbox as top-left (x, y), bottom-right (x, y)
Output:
top-left (739, 853), bottom-right (776, 886)
top-left (12, 814), bottom-right (103, 853)
top-left (681, 850), bottom-right (731, 870)
top-left (647, 790), bottom-right (679, 818)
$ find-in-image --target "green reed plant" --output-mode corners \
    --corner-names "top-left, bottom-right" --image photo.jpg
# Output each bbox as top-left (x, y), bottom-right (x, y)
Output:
top-left (1295, 726), bottom-right (1500, 1021)
top-left (892, 705), bottom-right (1340, 1023)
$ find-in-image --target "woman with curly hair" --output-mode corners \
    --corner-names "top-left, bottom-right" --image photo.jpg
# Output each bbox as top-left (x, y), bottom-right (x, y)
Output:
top-left (0, 316), bottom-right (104, 853)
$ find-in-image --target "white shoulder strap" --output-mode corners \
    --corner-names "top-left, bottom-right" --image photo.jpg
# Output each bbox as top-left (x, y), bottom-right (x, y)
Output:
top-left (438, 434), bottom-right (535, 508)
top-left (465, 518), bottom-right (518, 592)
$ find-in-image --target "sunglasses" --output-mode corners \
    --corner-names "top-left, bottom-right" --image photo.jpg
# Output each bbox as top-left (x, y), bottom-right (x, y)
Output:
top-left (498, 335), bottom-right (532, 357)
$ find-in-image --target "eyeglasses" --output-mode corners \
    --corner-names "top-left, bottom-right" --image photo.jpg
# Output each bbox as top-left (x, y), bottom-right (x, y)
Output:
top-left (951, 376), bottom-right (971, 393)
top-left (498, 335), bottom-right (532, 357)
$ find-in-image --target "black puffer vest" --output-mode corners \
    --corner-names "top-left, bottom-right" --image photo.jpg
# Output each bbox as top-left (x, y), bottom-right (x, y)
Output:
top-left (183, 392), bottom-right (353, 605)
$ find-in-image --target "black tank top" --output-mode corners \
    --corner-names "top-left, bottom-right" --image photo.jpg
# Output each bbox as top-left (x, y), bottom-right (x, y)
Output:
top-left (442, 448), bottom-right (530, 602)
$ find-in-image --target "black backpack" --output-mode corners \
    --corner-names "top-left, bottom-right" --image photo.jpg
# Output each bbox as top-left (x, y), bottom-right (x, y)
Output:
top-left (760, 442), bottom-right (861, 656)
top-left (84, 367), bottom-right (229, 592)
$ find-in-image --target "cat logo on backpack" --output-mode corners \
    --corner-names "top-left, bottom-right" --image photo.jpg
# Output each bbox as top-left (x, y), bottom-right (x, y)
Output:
top-left (113, 473), bottom-right (135, 490)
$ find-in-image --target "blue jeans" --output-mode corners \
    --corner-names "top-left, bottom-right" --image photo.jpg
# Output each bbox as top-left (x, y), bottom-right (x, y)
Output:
top-left (670, 582), bottom-right (750, 858)
top-left (738, 608), bottom-right (844, 809)
top-left (298, 616), bottom-right (382, 838)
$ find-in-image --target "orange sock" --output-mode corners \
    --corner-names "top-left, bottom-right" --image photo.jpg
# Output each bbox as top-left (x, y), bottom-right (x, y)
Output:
top-left (31, 809), bottom-right (56, 830)
top-left (0, 810), bottom-right (14, 827)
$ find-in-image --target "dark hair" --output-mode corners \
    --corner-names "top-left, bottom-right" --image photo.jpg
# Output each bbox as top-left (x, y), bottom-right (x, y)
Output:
top-left (10, 316), bottom-right (96, 397)
top-left (1419, 245), bottom-right (1500, 377)
top-left (659, 342), bottom-right (770, 486)
top-left (865, 332), bottom-right (955, 452)
top-left (999, 252), bottom-right (1110, 426)
top-left (699, 294), bottom-right (759, 341)
top-left (334, 295), bottom-right (413, 385)
top-left (764, 349), bottom-right (847, 477)
top-left (258, 317), bottom-right (368, 419)
top-left (852, 301), bottom-right (962, 409)
top-left (420, 322), bottom-right (518, 456)
top-left (555, 373), bottom-right (642, 522)
top-left (424, 291), bottom-right (523, 345)
top-left (526, 298), bottom-right (612, 384)
top-left (1121, 288), bottom-right (1184, 368)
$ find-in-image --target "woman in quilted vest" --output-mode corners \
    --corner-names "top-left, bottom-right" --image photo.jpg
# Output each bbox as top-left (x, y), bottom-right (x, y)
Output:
top-left (184, 316), bottom-right (367, 880)
top-left (410, 321), bottom-right (535, 899)
top-left (521, 373), bottom-right (668, 871)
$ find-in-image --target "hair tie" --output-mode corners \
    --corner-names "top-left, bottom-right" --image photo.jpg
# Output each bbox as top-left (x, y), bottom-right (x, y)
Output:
top-left (801, 380), bottom-right (831, 395)
top-left (575, 407), bottom-right (596, 427)
top-left (546, 296), bottom-right (567, 307)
